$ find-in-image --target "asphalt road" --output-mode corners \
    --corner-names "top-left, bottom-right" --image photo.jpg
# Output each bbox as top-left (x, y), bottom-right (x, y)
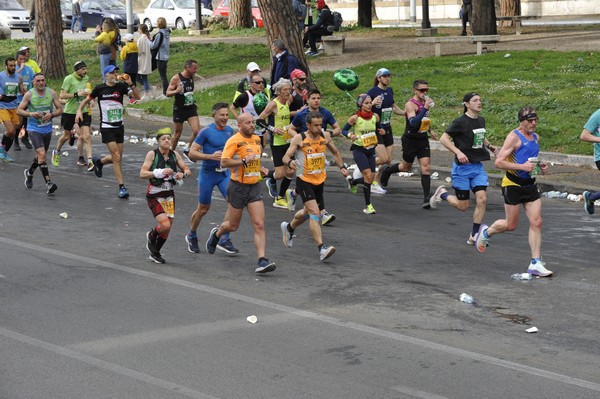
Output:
top-left (1, 115), bottom-right (599, 398)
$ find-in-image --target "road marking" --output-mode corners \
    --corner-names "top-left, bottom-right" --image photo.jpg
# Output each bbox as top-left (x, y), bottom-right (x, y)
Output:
top-left (2, 236), bottom-right (600, 393)
top-left (0, 327), bottom-right (219, 399)
top-left (390, 385), bottom-right (449, 399)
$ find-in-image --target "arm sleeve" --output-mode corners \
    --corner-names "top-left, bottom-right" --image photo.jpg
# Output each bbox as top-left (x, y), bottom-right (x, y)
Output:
top-left (409, 107), bottom-right (428, 129)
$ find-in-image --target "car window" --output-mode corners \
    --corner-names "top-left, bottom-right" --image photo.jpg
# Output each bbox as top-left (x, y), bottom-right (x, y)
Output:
top-left (149, 0), bottom-right (161, 9)
top-left (174, 0), bottom-right (194, 8)
top-left (0, 0), bottom-right (26, 10)
top-left (104, 0), bottom-right (125, 11)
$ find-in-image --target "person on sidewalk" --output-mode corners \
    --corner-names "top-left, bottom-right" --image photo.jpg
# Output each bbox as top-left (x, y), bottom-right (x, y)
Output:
top-left (151, 17), bottom-right (171, 98)
top-left (461, 0), bottom-right (472, 36)
top-left (205, 113), bottom-right (276, 274)
top-left (474, 106), bottom-right (553, 277)
top-left (140, 127), bottom-right (191, 264)
top-left (281, 110), bottom-right (348, 261)
top-left (270, 39), bottom-right (300, 87)
top-left (76, 65), bottom-right (141, 199)
top-left (429, 92), bottom-right (495, 245)
top-left (379, 80), bottom-right (438, 208)
top-left (137, 24), bottom-right (153, 101)
top-left (17, 72), bottom-right (63, 194)
top-left (186, 102), bottom-right (239, 255)
top-left (120, 33), bottom-right (138, 104)
top-left (0, 57), bottom-right (24, 163)
top-left (304, 0), bottom-right (334, 56)
top-left (579, 108), bottom-right (600, 215)
top-left (54, 61), bottom-right (94, 171)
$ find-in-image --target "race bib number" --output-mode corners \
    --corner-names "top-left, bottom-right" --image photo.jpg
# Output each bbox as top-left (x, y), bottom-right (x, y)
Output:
top-left (381, 107), bottom-right (393, 125)
top-left (34, 106), bottom-right (52, 127)
top-left (419, 117), bottom-right (431, 133)
top-left (243, 158), bottom-right (261, 177)
top-left (106, 102), bottom-right (124, 123)
top-left (472, 128), bottom-right (486, 149)
top-left (157, 196), bottom-right (175, 218)
top-left (4, 82), bottom-right (18, 96)
top-left (361, 131), bottom-right (378, 149)
top-left (184, 91), bottom-right (194, 106)
top-left (306, 152), bottom-right (325, 174)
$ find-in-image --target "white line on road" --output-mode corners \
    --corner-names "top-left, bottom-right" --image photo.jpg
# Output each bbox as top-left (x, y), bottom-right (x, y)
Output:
top-left (390, 385), bottom-right (449, 399)
top-left (2, 236), bottom-right (600, 393)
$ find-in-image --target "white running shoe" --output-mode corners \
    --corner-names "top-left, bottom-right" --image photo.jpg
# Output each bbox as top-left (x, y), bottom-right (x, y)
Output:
top-left (370, 182), bottom-right (387, 194)
top-left (281, 221), bottom-right (293, 248)
top-left (527, 260), bottom-right (553, 277)
top-left (319, 244), bottom-right (335, 261)
top-left (466, 234), bottom-right (476, 245)
top-left (429, 185), bottom-right (447, 209)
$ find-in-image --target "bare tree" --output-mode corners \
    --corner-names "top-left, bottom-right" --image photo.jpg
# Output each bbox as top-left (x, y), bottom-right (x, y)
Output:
top-left (35, 0), bottom-right (67, 78)
top-left (256, 0), bottom-right (310, 81)
top-left (228, 0), bottom-right (253, 28)
top-left (358, 0), bottom-right (373, 27)
top-left (472, 0), bottom-right (497, 35)
top-left (499, 0), bottom-right (520, 27)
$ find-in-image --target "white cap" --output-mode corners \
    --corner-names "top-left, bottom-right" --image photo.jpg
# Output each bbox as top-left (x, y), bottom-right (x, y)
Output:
top-left (124, 33), bottom-right (134, 42)
top-left (246, 62), bottom-right (261, 72)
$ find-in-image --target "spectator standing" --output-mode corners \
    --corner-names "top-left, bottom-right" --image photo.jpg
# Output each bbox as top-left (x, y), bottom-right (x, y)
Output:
top-left (151, 17), bottom-right (171, 99)
top-left (137, 24), bottom-right (153, 101)
top-left (270, 39), bottom-right (300, 88)
top-left (461, 0), bottom-right (472, 36)
top-left (95, 19), bottom-right (118, 82)
top-left (304, 0), bottom-right (333, 56)
top-left (292, 0), bottom-right (308, 32)
top-left (71, 0), bottom-right (83, 33)
top-left (120, 33), bottom-right (139, 104)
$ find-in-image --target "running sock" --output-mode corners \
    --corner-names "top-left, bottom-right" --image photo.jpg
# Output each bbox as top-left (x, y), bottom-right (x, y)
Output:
top-left (218, 232), bottom-right (230, 244)
top-left (421, 174), bottom-right (431, 199)
top-left (155, 233), bottom-right (168, 251)
top-left (267, 170), bottom-right (275, 180)
top-left (2, 135), bottom-right (14, 152)
top-left (39, 162), bottom-right (49, 182)
top-left (353, 177), bottom-right (364, 186)
top-left (362, 183), bottom-right (371, 205)
top-left (279, 176), bottom-right (291, 197)
top-left (387, 163), bottom-right (401, 174)
top-left (188, 231), bottom-right (197, 238)
top-left (318, 243), bottom-right (323, 251)
top-left (472, 223), bottom-right (481, 237)
top-left (28, 159), bottom-right (39, 175)
top-left (483, 228), bottom-right (490, 239)
top-left (441, 192), bottom-right (449, 201)
top-left (119, 184), bottom-right (125, 189)
top-left (287, 223), bottom-right (295, 234)
top-left (531, 258), bottom-right (541, 264)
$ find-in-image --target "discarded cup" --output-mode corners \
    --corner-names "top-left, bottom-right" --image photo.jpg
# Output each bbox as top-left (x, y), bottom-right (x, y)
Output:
top-left (246, 315), bottom-right (257, 324)
top-left (59, 212), bottom-right (68, 219)
top-left (431, 172), bottom-right (439, 180)
top-left (398, 172), bottom-right (413, 177)
top-left (459, 293), bottom-right (474, 304)
top-left (445, 177), bottom-right (452, 183)
top-left (525, 326), bottom-right (538, 333)
top-left (62, 151), bottom-right (69, 157)
top-left (511, 273), bottom-right (533, 280)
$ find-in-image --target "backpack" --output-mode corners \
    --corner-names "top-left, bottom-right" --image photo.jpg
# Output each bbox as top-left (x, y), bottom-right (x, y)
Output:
top-left (331, 11), bottom-right (343, 32)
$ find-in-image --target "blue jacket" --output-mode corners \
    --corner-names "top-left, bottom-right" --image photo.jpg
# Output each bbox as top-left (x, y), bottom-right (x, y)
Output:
top-left (270, 50), bottom-right (300, 84)
top-left (151, 28), bottom-right (170, 61)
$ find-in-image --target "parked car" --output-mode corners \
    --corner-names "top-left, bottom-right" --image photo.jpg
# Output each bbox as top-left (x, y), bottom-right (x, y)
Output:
top-left (213, 0), bottom-right (263, 28)
top-left (143, 0), bottom-right (213, 31)
top-left (80, 0), bottom-right (139, 31)
top-left (30, 0), bottom-right (75, 32)
top-left (0, 0), bottom-right (31, 32)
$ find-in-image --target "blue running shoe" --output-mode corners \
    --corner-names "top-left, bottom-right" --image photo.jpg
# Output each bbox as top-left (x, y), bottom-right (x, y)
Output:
top-left (206, 227), bottom-right (219, 254)
top-left (118, 187), bottom-right (129, 199)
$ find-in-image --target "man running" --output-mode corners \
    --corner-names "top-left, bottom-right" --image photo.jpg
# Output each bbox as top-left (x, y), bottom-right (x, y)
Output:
top-left (76, 65), bottom-right (141, 198)
top-left (185, 103), bottom-right (239, 255)
top-left (474, 106), bottom-right (553, 277)
top-left (18, 73), bottom-right (63, 194)
top-left (0, 57), bottom-right (24, 162)
top-left (281, 110), bottom-right (348, 261)
top-left (165, 59), bottom-right (201, 152)
top-left (579, 108), bottom-right (600, 215)
top-left (205, 113), bottom-right (276, 274)
top-left (14, 50), bottom-right (35, 151)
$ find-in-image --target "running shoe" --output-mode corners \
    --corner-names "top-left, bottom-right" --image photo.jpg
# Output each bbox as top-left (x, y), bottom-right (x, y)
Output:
top-left (255, 258), bottom-right (276, 273)
top-left (77, 156), bottom-right (86, 166)
top-left (146, 231), bottom-right (157, 254)
top-left (87, 159), bottom-right (95, 172)
top-left (475, 224), bottom-right (489, 254)
top-left (466, 234), bottom-right (476, 245)
top-left (321, 211), bottom-right (336, 226)
top-left (527, 260), bottom-right (553, 277)
top-left (422, 198), bottom-right (431, 209)
top-left (69, 133), bottom-right (76, 146)
top-left (319, 244), bottom-right (336, 261)
top-left (51, 149), bottom-right (60, 167)
top-left (273, 196), bottom-right (288, 209)
top-left (281, 221), bottom-right (293, 248)
top-left (363, 204), bottom-right (376, 214)
top-left (24, 169), bottom-right (33, 189)
top-left (93, 157), bottom-right (103, 177)
top-left (317, 43), bottom-right (324, 51)
top-left (206, 227), bottom-right (219, 254)
top-left (185, 234), bottom-right (200, 253)
top-left (149, 252), bottom-right (166, 264)
top-left (22, 137), bottom-right (32, 149)
top-left (265, 177), bottom-right (278, 198)
top-left (429, 185), bottom-right (447, 209)
top-left (370, 182), bottom-right (387, 194)
top-left (583, 191), bottom-right (595, 215)
top-left (182, 147), bottom-right (195, 163)
top-left (306, 51), bottom-right (319, 56)
top-left (13, 140), bottom-right (21, 151)
top-left (1, 148), bottom-right (13, 163)
top-left (217, 239), bottom-right (239, 255)
top-left (379, 165), bottom-right (391, 188)
top-left (346, 175), bottom-right (357, 194)
top-left (118, 187), bottom-right (129, 199)
top-left (285, 188), bottom-right (296, 211)
top-left (46, 181), bottom-right (58, 194)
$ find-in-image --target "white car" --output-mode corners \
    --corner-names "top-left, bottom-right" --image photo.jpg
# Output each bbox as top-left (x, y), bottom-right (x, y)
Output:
top-left (0, 0), bottom-right (31, 32)
top-left (143, 0), bottom-right (213, 31)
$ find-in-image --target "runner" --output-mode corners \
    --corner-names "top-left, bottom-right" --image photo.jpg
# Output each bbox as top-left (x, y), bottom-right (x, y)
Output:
top-left (281, 110), bottom-right (348, 261)
top-left (0, 57), bottom-right (24, 162)
top-left (366, 68), bottom-right (405, 194)
top-left (429, 92), bottom-right (495, 245)
top-left (14, 50), bottom-right (34, 151)
top-left (579, 108), bottom-right (600, 215)
top-left (140, 127), bottom-right (191, 263)
top-left (54, 61), bottom-right (94, 170)
top-left (379, 80), bottom-right (438, 208)
top-left (342, 94), bottom-right (383, 214)
top-left (474, 106), bottom-right (553, 277)
top-left (17, 73), bottom-right (63, 194)
top-left (205, 113), bottom-right (276, 274)
top-left (165, 59), bottom-right (201, 152)
top-left (185, 102), bottom-right (239, 255)
top-left (76, 65), bottom-right (141, 198)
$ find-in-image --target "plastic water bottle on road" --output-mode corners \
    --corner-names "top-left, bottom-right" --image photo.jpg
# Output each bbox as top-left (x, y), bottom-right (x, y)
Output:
top-left (459, 293), bottom-right (474, 304)
top-left (511, 273), bottom-right (533, 280)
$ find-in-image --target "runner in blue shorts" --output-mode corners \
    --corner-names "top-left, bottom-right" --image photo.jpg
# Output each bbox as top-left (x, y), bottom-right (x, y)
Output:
top-left (185, 102), bottom-right (239, 255)
top-left (429, 92), bottom-right (496, 245)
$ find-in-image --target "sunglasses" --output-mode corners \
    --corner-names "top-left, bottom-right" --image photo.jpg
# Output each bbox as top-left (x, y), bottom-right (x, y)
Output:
top-left (297, 77), bottom-right (307, 81)
top-left (416, 88), bottom-right (429, 93)
top-left (252, 81), bottom-right (264, 85)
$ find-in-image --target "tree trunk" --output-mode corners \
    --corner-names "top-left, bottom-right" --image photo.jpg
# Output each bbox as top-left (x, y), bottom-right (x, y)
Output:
top-left (35, 0), bottom-right (67, 78)
top-left (372, 1), bottom-right (379, 21)
top-left (472, 0), bottom-right (497, 35)
top-left (256, 0), bottom-right (310, 84)
top-left (358, 0), bottom-right (373, 28)
top-left (499, 0), bottom-right (520, 27)
top-left (228, 0), bottom-right (253, 28)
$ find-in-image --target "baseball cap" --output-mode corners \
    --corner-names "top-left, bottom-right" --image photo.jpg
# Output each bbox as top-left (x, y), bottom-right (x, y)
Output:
top-left (375, 68), bottom-right (391, 78)
top-left (18, 46), bottom-right (29, 52)
top-left (124, 33), bottom-right (134, 42)
top-left (246, 62), bottom-right (261, 72)
top-left (103, 65), bottom-right (119, 75)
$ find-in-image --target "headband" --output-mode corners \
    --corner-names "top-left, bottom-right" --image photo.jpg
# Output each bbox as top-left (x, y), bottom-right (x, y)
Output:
top-left (519, 112), bottom-right (538, 121)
